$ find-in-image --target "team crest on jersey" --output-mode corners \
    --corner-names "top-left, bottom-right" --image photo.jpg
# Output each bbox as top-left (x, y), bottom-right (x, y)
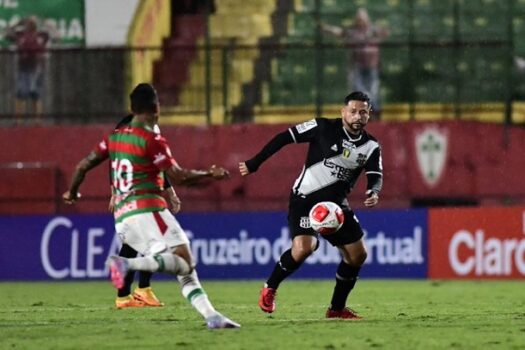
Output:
top-left (299, 216), bottom-right (311, 228)
top-left (342, 140), bottom-right (355, 158)
top-left (295, 119), bottom-right (317, 134)
top-left (415, 126), bottom-right (448, 187)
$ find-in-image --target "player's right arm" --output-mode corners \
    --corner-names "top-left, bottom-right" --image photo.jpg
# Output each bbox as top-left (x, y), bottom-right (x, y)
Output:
top-left (63, 150), bottom-right (107, 204)
top-left (239, 119), bottom-right (319, 176)
top-left (239, 130), bottom-right (294, 176)
top-left (63, 137), bottom-right (109, 205)
top-left (319, 22), bottom-right (344, 37)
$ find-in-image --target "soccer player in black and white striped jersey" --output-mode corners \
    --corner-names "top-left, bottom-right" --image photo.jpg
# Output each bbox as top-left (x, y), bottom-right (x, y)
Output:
top-left (239, 91), bottom-right (382, 319)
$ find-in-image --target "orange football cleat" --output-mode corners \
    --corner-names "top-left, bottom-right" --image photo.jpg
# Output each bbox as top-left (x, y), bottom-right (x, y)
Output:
top-left (133, 287), bottom-right (164, 307)
top-left (115, 295), bottom-right (146, 309)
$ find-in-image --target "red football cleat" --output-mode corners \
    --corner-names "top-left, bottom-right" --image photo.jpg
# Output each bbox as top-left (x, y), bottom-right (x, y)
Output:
top-left (326, 307), bottom-right (363, 320)
top-left (259, 287), bottom-right (277, 313)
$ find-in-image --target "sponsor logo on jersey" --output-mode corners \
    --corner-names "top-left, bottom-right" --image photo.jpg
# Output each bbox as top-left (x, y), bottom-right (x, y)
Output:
top-left (415, 127), bottom-right (448, 187)
top-left (153, 152), bottom-right (167, 165)
top-left (356, 153), bottom-right (367, 165)
top-left (295, 119), bottom-right (317, 134)
top-left (114, 200), bottom-right (138, 218)
top-left (324, 159), bottom-right (352, 181)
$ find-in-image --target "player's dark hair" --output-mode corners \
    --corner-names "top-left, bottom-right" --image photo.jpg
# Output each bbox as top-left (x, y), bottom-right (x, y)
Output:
top-left (130, 83), bottom-right (158, 114)
top-left (344, 91), bottom-right (371, 107)
top-left (115, 114), bottom-right (133, 130)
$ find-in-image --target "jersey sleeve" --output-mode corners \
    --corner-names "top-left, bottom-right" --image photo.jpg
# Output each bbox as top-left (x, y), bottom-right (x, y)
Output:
top-left (244, 130), bottom-right (294, 173)
top-left (365, 146), bottom-right (383, 194)
top-left (288, 118), bottom-right (321, 143)
top-left (94, 136), bottom-right (110, 159)
top-left (145, 134), bottom-right (177, 171)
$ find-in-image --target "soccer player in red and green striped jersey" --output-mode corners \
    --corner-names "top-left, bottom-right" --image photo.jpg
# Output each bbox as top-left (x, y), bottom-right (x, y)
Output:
top-left (63, 83), bottom-right (240, 329)
top-left (110, 114), bottom-right (166, 309)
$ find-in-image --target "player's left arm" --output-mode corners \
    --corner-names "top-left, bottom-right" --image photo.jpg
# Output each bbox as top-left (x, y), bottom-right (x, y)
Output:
top-left (63, 150), bottom-right (107, 204)
top-left (164, 186), bottom-right (182, 214)
top-left (147, 134), bottom-right (229, 187)
top-left (166, 164), bottom-right (229, 186)
top-left (363, 146), bottom-right (383, 207)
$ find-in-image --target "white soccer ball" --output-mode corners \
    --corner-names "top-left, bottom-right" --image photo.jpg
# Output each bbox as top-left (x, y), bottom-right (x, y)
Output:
top-left (309, 201), bottom-right (345, 235)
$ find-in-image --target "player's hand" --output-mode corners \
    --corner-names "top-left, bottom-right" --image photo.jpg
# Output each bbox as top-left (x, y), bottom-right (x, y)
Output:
top-left (108, 194), bottom-right (117, 213)
top-left (238, 162), bottom-right (250, 176)
top-left (169, 195), bottom-right (182, 214)
top-left (62, 191), bottom-right (80, 205)
top-left (171, 201), bottom-right (181, 214)
top-left (364, 191), bottom-right (379, 207)
top-left (210, 165), bottom-right (230, 180)
top-left (163, 187), bottom-right (181, 213)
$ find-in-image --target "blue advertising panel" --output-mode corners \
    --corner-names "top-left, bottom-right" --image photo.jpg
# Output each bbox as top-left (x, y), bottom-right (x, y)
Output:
top-left (0, 209), bottom-right (428, 281)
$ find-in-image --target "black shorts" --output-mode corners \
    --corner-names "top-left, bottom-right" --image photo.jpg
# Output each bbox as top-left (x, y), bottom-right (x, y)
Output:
top-left (287, 195), bottom-right (364, 247)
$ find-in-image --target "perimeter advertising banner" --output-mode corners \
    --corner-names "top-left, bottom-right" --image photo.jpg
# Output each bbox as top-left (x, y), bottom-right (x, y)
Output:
top-left (428, 206), bottom-right (525, 279)
top-left (0, 0), bottom-right (84, 47)
top-left (0, 209), bottom-right (428, 281)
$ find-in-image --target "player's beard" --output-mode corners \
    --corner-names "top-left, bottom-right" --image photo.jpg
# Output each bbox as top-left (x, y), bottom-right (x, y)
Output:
top-left (350, 122), bottom-right (363, 131)
top-left (346, 121), bottom-right (365, 134)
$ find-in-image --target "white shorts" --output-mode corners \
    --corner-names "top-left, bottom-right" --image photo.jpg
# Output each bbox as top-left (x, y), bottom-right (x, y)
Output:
top-left (115, 209), bottom-right (190, 256)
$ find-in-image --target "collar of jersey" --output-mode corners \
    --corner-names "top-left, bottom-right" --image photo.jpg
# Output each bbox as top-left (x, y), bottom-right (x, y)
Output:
top-left (129, 121), bottom-right (154, 132)
top-left (342, 126), bottom-right (362, 142)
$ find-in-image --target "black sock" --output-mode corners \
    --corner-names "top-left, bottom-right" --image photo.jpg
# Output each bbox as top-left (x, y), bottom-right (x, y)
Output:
top-left (118, 244), bottom-right (138, 297)
top-left (138, 271), bottom-right (153, 289)
top-left (266, 249), bottom-right (302, 289)
top-left (329, 261), bottom-right (361, 311)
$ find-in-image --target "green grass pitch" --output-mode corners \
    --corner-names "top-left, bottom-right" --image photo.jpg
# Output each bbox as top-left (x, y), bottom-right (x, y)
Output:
top-left (2, 280), bottom-right (524, 349)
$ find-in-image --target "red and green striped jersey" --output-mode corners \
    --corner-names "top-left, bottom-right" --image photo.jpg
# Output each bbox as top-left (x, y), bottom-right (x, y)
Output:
top-left (95, 122), bottom-right (177, 223)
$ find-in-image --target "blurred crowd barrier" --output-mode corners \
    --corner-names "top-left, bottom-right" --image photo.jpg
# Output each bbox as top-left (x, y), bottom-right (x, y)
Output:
top-left (2, 206), bottom-right (524, 281)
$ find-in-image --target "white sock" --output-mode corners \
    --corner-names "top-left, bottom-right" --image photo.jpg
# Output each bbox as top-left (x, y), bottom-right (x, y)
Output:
top-left (127, 253), bottom-right (190, 275)
top-left (126, 256), bottom-right (158, 271)
top-left (178, 270), bottom-right (216, 319)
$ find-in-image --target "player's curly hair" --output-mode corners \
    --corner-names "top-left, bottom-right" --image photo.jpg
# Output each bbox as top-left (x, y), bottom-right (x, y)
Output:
top-left (130, 83), bottom-right (158, 114)
top-left (344, 91), bottom-right (371, 107)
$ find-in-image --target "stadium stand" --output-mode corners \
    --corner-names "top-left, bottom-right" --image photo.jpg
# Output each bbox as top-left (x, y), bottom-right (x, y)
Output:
top-left (154, 0), bottom-right (276, 124)
top-left (147, 0), bottom-right (525, 124)
top-left (252, 0), bottom-right (525, 123)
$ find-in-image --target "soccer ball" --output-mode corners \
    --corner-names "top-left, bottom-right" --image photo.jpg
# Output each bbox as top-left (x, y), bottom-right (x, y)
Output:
top-left (309, 201), bottom-right (345, 235)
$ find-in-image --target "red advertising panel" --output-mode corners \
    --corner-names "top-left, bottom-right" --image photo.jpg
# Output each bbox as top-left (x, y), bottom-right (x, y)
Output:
top-left (429, 206), bottom-right (525, 279)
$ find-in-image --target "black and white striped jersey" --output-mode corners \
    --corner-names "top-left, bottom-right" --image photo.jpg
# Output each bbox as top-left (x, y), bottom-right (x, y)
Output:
top-left (288, 118), bottom-right (382, 205)
top-left (245, 117), bottom-right (383, 207)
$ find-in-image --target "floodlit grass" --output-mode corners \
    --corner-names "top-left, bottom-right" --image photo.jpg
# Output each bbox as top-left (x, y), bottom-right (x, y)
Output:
top-left (1, 280), bottom-right (524, 349)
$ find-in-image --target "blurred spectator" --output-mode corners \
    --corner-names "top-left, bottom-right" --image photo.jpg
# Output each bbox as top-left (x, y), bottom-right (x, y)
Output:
top-left (5, 16), bottom-right (58, 123)
top-left (515, 56), bottom-right (525, 73)
top-left (172, 0), bottom-right (215, 15)
top-left (321, 8), bottom-right (389, 116)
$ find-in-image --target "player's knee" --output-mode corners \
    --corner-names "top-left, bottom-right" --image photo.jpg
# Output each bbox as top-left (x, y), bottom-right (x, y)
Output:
top-left (292, 245), bottom-right (315, 261)
top-left (354, 250), bottom-right (367, 266)
top-left (178, 255), bottom-right (194, 275)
